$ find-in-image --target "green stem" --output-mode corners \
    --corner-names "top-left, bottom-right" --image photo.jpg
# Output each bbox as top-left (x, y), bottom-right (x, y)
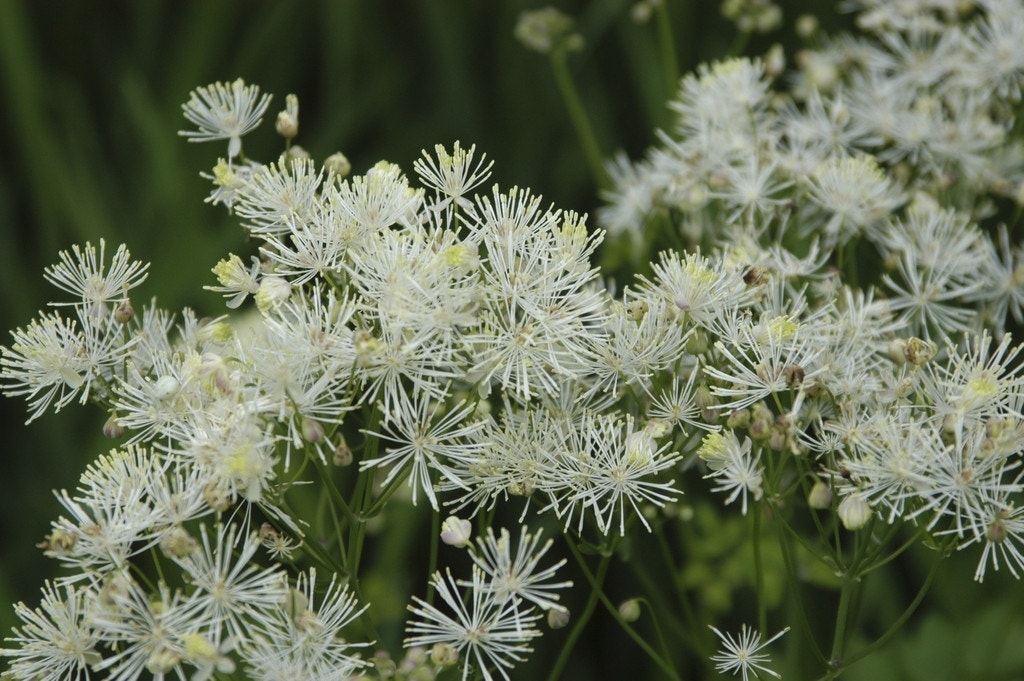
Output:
top-left (829, 576), bottom-right (856, 670)
top-left (753, 501), bottom-right (767, 633)
top-left (654, 0), bottom-right (679, 99)
top-left (561, 539), bottom-right (682, 681)
top-left (773, 509), bottom-right (829, 667)
top-left (425, 509), bottom-right (441, 605)
top-left (549, 48), bottom-right (609, 190)
top-left (824, 551), bottom-right (942, 677)
top-left (546, 538), bottom-right (612, 681)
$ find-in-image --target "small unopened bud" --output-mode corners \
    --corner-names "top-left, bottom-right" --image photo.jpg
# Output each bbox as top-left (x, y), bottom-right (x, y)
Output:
top-left (515, 6), bottom-right (582, 54)
top-left (807, 479), bottom-right (833, 509)
top-left (686, 330), bottom-right (710, 354)
top-left (259, 522), bottom-right (279, 542)
top-left (548, 607), bottom-right (571, 629)
top-left (987, 510), bottom-right (1009, 544)
top-left (203, 482), bottom-right (233, 513)
top-left (782, 364), bottom-right (805, 388)
top-left (114, 300), bottom-right (135, 324)
top-left (254, 275), bottom-right (292, 313)
top-left (333, 436), bottom-right (353, 466)
top-left (795, 13), bottom-right (818, 39)
top-left (644, 418), bottom-right (672, 439)
top-left (103, 413), bottom-right (125, 439)
top-left (884, 337), bottom-right (909, 364)
top-left (838, 493), bottom-right (871, 530)
top-left (440, 516), bottom-right (473, 548)
top-left (160, 526), bottom-right (198, 558)
top-left (726, 408), bottom-right (751, 429)
top-left (618, 598), bottom-right (642, 623)
top-left (430, 642), bottom-right (459, 667)
top-left (301, 418), bottom-right (325, 445)
top-left (324, 152), bottom-right (352, 179)
top-left (373, 650), bottom-right (397, 678)
top-left (764, 44), bottom-right (785, 78)
top-left (694, 383), bottom-right (718, 413)
top-left (749, 404), bottom-right (773, 440)
top-left (276, 111), bottom-right (298, 140)
top-left (768, 425), bottom-right (788, 451)
top-left (280, 145), bottom-right (309, 164)
top-left (153, 375), bottom-right (180, 402)
top-left (275, 94), bottom-right (299, 139)
top-left (903, 337), bottom-right (938, 366)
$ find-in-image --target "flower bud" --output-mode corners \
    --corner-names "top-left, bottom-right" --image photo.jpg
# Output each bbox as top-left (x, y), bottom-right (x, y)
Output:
top-left (618, 598), bottom-right (642, 622)
top-left (440, 516), bottom-right (473, 548)
top-left (154, 375), bottom-right (181, 402)
top-left (324, 152), bottom-right (352, 179)
top-left (515, 6), bottom-right (582, 54)
top-left (160, 526), bottom-right (198, 558)
top-left (103, 413), bottom-right (125, 439)
top-left (275, 94), bottom-right (299, 139)
top-left (254, 275), bottom-right (292, 313)
top-left (838, 493), bottom-right (871, 530)
top-left (333, 435), bottom-right (353, 466)
top-left (301, 417), bottom-right (325, 445)
top-left (114, 299), bottom-right (135, 324)
top-left (548, 607), bottom-right (571, 629)
top-left (430, 642), bottom-right (459, 668)
top-left (807, 479), bottom-right (833, 509)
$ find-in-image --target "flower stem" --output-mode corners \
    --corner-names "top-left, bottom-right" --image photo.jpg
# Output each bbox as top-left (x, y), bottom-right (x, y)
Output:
top-left (654, 0), bottom-right (680, 98)
top-left (550, 48), bottom-right (609, 190)
top-left (546, 547), bottom-right (612, 681)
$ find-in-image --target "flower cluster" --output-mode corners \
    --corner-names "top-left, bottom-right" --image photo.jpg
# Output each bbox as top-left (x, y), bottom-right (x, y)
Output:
top-left (3, 1), bottom-right (1024, 679)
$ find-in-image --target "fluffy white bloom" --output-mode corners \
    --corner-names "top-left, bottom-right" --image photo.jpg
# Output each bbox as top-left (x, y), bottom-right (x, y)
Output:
top-left (172, 525), bottom-right (287, 644)
top-left (179, 78), bottom-right (272, 158)
top-left (414, 141), bottom-right (494, 215)
top-left (1, 580), bottom-right (101, 681)
top-left (465, 526), bottom-right (572, 612)
top-left (708, 623), bottom-right (789, 681)
top-left (360, 390), bottom-right (487, 510)
top-left (405, 567), bottom-right (541, 681)
top-left (699, 430), bottom-right (764, 515)
top-left (243, 568), bottom-right (370, 681)
top-left (2, 312), bottom-right (95, 422)
top-left (544, 411), bottom-right (682, 534)
top-left (43, 240), bottom-right (149, 314)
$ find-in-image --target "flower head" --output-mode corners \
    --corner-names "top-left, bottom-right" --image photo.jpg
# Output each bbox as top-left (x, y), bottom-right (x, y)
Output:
top-left (709, 623), bottom-right (789, 681)
top-left (180, 78), bottom-right (272, 158)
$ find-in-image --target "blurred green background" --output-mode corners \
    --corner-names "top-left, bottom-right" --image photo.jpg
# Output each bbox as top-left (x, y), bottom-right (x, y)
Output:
top-left (3, 1), bottom-right (1022, 679)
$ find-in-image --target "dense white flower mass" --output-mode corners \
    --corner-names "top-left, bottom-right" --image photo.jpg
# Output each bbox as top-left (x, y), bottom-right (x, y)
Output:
top-left (4, 1), bottom-right (1024, 679)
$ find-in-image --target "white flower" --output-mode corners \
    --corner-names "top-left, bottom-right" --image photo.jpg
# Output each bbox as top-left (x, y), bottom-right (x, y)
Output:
top-left (43, 239), bottom-right (149, 314)
top-left (466, 526), bottom-right (572, 613)
top-left (699, 430), bottom-right (764, 515)
top-left (1, 580), bottom-right (101, 681)
top-left (708, 623), bottom-right (789, 681)
top-left (545, 411), bottom-right (682, 535)
top-left (360, 390), bottom-right (487, 510)
top-left (802, 154), bottom-right (902, 247)
top-left (244, 568), bottom-right (370, 681)
top-left (1, 312), bottom-right (91, 422)
top-left (414, 141), bottom-right (493, 215)
top-left (405, 567), bottom-right (541, 681)
top-left (172, 524), bottom-right (288, 644)
top-left (180, 78), bottom-right (272, 158)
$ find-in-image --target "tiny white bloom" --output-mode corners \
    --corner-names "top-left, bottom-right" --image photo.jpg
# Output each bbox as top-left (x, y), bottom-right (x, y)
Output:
top-left (180, 78), bottom-right (272, 158)
top-left (709, 623), bottom-right (789, 681)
